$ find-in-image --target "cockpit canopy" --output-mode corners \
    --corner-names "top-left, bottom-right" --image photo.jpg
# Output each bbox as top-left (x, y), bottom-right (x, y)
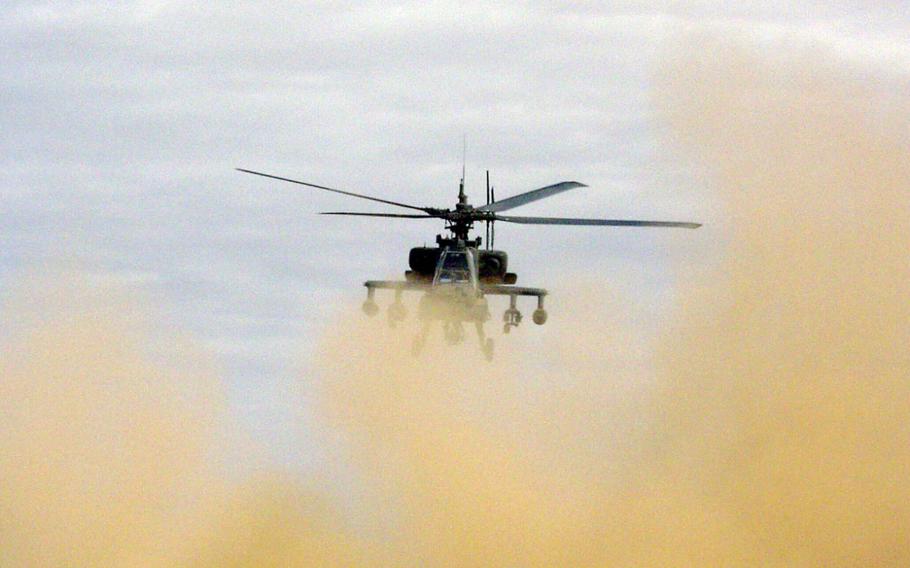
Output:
top-left (433, 250), bottom-right (474, 285)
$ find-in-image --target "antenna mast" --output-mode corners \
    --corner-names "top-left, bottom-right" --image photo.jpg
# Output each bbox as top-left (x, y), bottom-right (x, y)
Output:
top-left (486, 170), bottom-right (490, 249)
top-left (458, 134), bottom-right (467, 205)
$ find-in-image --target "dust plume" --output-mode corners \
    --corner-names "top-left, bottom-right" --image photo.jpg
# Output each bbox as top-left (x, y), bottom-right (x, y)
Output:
top-left (0, 276), bottom-right (219, 566)
top-left (314, 38), bottom-right (910, 566)
top-left (0, 276), bottom-right (368, 566)
top-left (640, 40), bottom-right (910, 564)
top-left (1, 36), bottom-right (908, 567)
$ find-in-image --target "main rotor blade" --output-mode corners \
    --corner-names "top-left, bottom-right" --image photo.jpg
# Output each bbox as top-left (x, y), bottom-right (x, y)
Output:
top-left (320, 211), bottom-right (438, 219)
top-left (237, 168), bottom-right (429, 213)
top-left (495, 215), bottom-right (701, 229)
top-left (477, 181), bottom-right (586, 212)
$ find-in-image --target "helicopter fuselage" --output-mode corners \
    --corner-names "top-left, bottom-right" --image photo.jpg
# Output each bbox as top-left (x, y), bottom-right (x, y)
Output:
top-left (362, 237), bottom-right (549, 359)
top-left (406, 234), bottom-right (517, 284)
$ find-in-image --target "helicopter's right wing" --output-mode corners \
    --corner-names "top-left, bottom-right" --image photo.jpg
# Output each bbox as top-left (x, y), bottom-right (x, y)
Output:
top-left (480, 285), bottom-right (548, 298)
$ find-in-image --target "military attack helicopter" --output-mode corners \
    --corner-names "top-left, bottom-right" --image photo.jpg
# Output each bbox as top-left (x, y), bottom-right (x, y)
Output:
top-left (237, 167), bottom-right (700, 360)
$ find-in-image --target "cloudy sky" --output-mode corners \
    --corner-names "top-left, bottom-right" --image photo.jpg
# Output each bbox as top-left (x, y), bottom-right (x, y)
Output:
top-left (2, 1), bottom-right (907, 467)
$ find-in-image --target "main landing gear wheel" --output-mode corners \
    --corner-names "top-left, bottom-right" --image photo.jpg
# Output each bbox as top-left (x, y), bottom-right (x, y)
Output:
top-left (412, 322), bottom-right (430, 357)
top-left (443, 322), bottom-right (465, 345)
top-left (483, 338), bottom-right (494, 361)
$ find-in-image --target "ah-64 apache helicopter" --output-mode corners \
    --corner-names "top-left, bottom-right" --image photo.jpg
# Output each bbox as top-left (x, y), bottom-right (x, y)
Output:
top-left (238, 167), bottom-right (700, 360)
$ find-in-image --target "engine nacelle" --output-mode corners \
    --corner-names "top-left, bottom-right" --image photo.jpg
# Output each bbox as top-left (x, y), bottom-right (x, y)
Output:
top-left (408, 247), bottom-right (442, 276)
top-left (477, 250), bottom-right (509, 282)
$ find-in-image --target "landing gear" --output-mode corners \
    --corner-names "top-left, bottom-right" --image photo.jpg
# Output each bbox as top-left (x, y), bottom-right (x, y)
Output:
top-left (412, 322), bottom-right (430, 357)
top-left (443, 321), bottom-right (465, 345)
top-left (475, 321), bottom-right (494, 361)
top-left (369, 284), bottom-right (546, 361)
top-left (388, 290), bottom-right (406, 327)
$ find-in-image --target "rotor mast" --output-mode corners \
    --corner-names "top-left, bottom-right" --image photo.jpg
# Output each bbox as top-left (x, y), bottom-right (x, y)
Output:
top-left (445, 193), bottom-right (476, 243)
top-left (450, 144), bottom-right (473, 243)
top-left (457, 175), bottom-right (467, 206)
top-left (446, 218), bottom-right (475, 243)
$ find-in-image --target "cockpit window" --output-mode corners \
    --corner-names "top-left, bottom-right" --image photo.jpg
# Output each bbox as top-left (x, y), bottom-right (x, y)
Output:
top-left (442, 253), bottom-right (468, 270)
top-left (434, 252), bottom-right (471, 284)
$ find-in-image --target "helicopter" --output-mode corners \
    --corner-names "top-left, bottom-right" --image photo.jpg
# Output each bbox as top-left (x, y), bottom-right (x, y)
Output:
top-left (237, 167), bottom-right (700, 360)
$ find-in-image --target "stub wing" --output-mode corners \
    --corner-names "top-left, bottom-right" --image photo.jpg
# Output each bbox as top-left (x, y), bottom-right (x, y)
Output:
top-left (480, 284), bottom-right (548, 298)
top-left (365, 281), bottom-right (547, 297)
top-left (365, 280), bottom-right (431, 292)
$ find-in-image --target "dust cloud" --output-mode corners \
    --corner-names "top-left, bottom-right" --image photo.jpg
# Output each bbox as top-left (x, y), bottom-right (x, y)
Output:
top-left (316, 38), bottom-right (910, 565)
top-left (0, 277), bottom-right (367, 566)
top-left (1, 38), bottom-right (908, 566)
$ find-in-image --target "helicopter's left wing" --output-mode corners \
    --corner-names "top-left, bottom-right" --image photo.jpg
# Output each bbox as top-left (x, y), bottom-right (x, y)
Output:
top-left (365, 280), bottom-right (431, 292)
top-left (480, 285), bottom-right (548, 297)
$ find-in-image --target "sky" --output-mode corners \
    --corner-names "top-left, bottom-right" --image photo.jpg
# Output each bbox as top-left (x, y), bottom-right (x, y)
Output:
top-left (1, 1), bottom-right (907, 467)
